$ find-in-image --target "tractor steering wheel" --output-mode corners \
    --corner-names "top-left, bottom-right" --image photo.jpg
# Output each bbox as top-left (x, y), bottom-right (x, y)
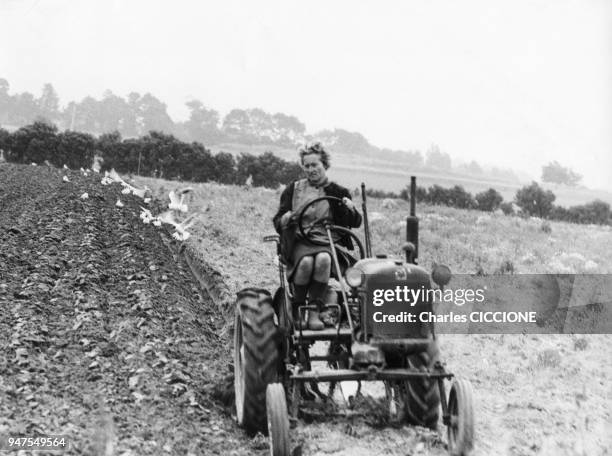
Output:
top-left (296, 196), bottom-right (365, 259)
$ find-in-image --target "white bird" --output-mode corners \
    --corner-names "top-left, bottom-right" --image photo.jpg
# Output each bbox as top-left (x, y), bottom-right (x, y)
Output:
top-left (81, 193), bottom-right (89, 200)
top-left (115, 199), bottom-right (124, 208)
top-left (139, 207), bottom-right (154, 224)
top-left (157, 211), bottom-right (198, 241)
top-left (31, 162), bottom-right (37, 166)
top-left (121, 182), bottom-right (150, 199)
top-left (108, 169), bottom-right (125, 185)
top-left (101, 175), bottom-right (113, 185)
top-left (92, 160), bottom-right (101, 173)
top-left (168, 188), bottom-right (192, 213)
top-left (80, 167), bottom-right (85, 173)
top-left (63, 164), bottom-right (69, 170)
top-left (62, 175), bottom-right (70, 183)
top-left (172, 231), bottom-right (191, 241)
top-left (245, 174), bottom-right (253, 189)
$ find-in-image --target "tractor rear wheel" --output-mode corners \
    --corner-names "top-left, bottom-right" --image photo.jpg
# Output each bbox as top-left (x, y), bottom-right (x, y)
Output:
top-left (234, 289), bottom-right (279, 435)
top-left (405, 341), bottom-right (441, 429)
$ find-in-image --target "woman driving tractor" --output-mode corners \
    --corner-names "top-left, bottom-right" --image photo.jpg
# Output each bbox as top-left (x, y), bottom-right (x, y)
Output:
top-left (273, 142), bottom-right (362, 330)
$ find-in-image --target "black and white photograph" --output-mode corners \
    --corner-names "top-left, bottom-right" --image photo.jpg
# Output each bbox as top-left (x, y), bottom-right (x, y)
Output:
top-left (1, 1), bottom-right (611, 455)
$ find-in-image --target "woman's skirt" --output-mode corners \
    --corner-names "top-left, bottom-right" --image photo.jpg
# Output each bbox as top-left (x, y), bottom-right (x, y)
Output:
top-left (286, 239), bottom-right (352, 282)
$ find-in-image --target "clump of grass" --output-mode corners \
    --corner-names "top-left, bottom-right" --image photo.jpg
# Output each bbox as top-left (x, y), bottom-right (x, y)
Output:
top-left (574, 338), bottom-right (589, 351)
top-left (541, 221), bottom-right (552, 234)
top-left (498, 259), bottom-right (515, 274)
top-left (535, 348), bottom-right (562, 368)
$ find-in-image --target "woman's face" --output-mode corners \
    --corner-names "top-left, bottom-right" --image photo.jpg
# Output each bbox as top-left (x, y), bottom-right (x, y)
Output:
top-left (302, 153), bottom-right (327, 184)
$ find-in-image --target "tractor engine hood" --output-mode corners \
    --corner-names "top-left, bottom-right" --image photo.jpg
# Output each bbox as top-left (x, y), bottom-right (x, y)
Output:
top-left (351, 257), bottom-right (433, 339)
top-left (353, 257), bottom-right (432, 287)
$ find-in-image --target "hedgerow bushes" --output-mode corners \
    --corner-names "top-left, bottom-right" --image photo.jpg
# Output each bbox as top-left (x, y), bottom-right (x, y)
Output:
top-left (1, 122), bottom-right (609, 225)
top-left (0, 122), bottom-right (300, 189)
top-left (2, 122), bottom-right (95, 169)
top-left (400, 181), bottom-right (611, 225)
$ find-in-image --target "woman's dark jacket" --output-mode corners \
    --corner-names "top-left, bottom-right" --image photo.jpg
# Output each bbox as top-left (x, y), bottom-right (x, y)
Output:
top-left (272, 180), bottom-right (362, 251)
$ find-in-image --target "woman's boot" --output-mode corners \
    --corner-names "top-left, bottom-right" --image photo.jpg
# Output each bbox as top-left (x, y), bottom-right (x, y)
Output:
top-left (307, 300), bottom-right (325, 330)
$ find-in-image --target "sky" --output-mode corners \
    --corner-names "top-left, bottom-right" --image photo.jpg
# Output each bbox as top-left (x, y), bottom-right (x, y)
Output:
top-left (1, 0), bottom-right (611, 189)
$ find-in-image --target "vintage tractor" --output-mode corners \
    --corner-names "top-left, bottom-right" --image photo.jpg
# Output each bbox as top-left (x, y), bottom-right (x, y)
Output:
top-left (233, 177), bottom-right (474, 456)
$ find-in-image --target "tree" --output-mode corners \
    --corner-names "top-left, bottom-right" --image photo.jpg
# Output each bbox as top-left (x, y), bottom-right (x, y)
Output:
top-left (137, 93), bottom-right (175, 134)
top-left (0, 78), bottom-right (11, 123)
top-left (0, 127), bottom-right (9, 153)
top-left (5, 121), bottom-right (59, 164)
top-left (97, 90), bottom-right (137, 136)
top-left (447, 185), bottom-right (476, 209)
top-left (541, 161), bottom-right (582, 186)
top-left (12, 92), bottom-right (39, 125)
top-left (475, 188), bottom-right (503, 211)
top-left (515, 182), bottom-right (556, 218)
top-left (56, 130), bottom-right (95, 169)
top-left (236, 151), bottom-right (301, 188)
top-left (212, 151), bottom-right (237, 184)
top-left (70, 96), bottom-right (101, 133)
top-left (466, 160), bottom-right (483, 175)
top-left (185, 100), bottom-right (222, 143)
top-left (96, 131), bottom-right (123, 171)
top-left (222, 109), bottom-right (251, 140)
top-left (38, 83), bottom-right (60, 122)
top-left (425, 144), bottom-right (451, 170)
top-left (271, 113), bottom-right (305, 146)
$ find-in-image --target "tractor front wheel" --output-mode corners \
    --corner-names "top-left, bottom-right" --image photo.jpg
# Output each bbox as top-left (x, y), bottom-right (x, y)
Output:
top-left (447, 378), bottom-right (474, 456)
top-left (234, 289), bottom-right (279, 435)
top-left (266, 383), bottom-right (291, 456)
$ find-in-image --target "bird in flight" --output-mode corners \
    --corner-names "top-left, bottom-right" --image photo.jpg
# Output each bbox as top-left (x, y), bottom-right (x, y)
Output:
top-left (157, 210), bottom-right (198, 241)
top-left (168, 188), bottom-right (193, 213)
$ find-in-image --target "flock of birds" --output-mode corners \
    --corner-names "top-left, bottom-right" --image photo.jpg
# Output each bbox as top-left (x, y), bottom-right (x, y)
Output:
top-left (53, 162), bottom-right (198, 241)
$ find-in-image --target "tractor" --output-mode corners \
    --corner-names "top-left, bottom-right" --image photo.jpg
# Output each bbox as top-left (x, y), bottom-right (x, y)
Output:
top-left (233, 177), bottom-right (474, 456)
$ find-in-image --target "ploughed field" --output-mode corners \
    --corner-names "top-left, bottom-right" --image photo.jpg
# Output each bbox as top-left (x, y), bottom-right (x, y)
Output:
top-left (0, 163), bottom-right (262, 455)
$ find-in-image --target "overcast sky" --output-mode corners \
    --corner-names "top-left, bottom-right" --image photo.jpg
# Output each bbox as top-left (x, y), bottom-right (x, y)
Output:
top-left (1, 0), bottom-right (611, 189)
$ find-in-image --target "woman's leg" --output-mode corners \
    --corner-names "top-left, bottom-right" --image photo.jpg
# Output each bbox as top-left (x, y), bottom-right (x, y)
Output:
top-left (309, 252), bottom-right (331, 301)
top-left (293, 256), bottom-right (314, 304)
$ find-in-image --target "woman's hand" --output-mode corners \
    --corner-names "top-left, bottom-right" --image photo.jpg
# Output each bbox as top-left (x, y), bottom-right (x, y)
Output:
top-left (281, 210), bottom-right (293, 227)
top-left (342, 197), bottom-right (356, 211)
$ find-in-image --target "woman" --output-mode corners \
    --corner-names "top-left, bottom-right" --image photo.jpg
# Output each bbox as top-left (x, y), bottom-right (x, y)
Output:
top-left (273, 142), bottom-right (362, 330)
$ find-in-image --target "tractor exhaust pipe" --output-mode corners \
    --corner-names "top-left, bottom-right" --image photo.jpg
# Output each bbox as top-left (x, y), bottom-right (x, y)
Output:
top-left (361, 183), bottom-right (372, 258)
top-left (405, 176), bottom-right (419, 263)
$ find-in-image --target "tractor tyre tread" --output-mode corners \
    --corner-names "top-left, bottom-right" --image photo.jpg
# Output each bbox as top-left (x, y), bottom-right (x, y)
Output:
top-left (405, 341), bottom-right (441, 430)
top-left (235, 293), bottom-right (279, 435)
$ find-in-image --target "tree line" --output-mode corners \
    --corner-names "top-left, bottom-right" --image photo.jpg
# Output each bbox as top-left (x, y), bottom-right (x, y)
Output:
top-left (0, 77), bottom-right (525, 182)
top-left (1, 121), bottom-right (607, 225)
top-left (369, 183), bottom-right (610, 225)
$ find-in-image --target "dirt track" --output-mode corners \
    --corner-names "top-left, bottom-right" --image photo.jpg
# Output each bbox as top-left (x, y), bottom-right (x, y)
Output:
top-left (0, 163), bottom-right (262, 455)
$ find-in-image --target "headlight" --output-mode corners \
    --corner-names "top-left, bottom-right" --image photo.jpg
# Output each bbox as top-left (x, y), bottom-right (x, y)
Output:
top-left (432, 264), bottom-right (452, 287)
top-left (345, 268), bottom-right (364, 288)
